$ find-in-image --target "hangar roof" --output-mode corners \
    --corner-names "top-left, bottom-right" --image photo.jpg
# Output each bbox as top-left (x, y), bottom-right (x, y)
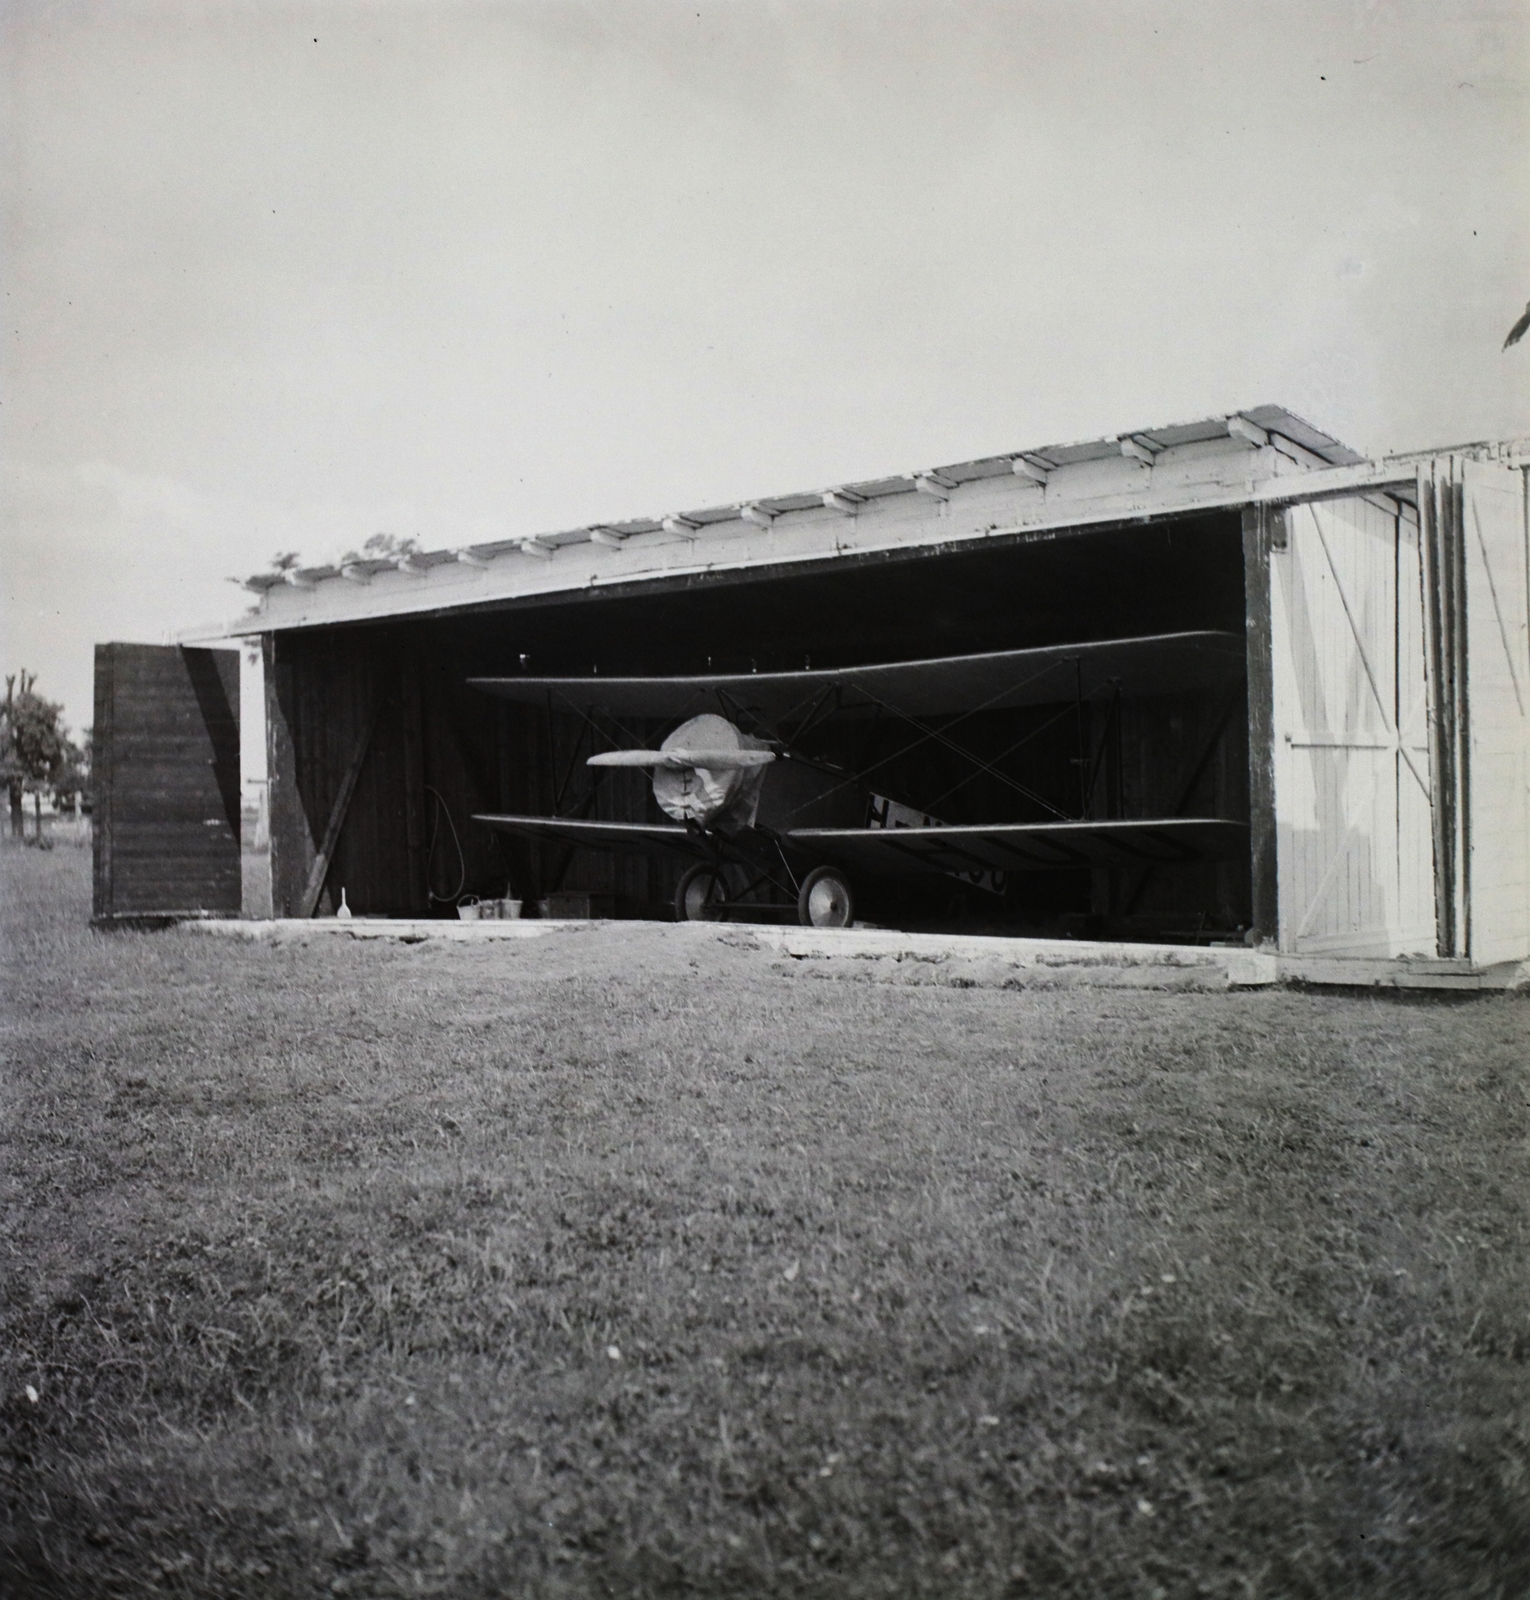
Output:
top-left (222, 406), bottom-right (1401, 636)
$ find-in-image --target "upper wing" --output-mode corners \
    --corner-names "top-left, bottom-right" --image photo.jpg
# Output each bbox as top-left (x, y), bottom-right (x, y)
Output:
top-left (467, 630), bottom-right (1244, 722)
top-left (787, 818), bottom-right (1249, 874)
top-left (472, 813), bottom-right (712, 859)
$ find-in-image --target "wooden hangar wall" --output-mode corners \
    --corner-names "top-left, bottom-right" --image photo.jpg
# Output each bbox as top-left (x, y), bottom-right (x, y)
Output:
top-left (92, 642), bottom-right (241, 923)
top-left (262, 510), bottom-right (1256, 935)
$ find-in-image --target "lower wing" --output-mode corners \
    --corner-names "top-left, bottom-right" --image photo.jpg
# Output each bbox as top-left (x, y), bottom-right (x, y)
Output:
top-left (787, 818), bottom-right (1248, 874)
top-left (473, 813), bottom-right (714, 859)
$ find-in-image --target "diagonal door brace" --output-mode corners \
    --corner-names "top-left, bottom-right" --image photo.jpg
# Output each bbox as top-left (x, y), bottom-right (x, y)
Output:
top-left (299, 701), bottom-right (381, 918)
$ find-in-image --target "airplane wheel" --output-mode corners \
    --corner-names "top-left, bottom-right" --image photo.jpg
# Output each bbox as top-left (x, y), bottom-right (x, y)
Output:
top-left (676, 863), bottom-right (730, 922)
top-left (798, 865), bottom-right (854, 928)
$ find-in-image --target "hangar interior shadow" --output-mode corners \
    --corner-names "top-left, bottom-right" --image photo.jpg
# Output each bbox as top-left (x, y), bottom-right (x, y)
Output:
top-left (268, 512), bottom-right (1254, 940)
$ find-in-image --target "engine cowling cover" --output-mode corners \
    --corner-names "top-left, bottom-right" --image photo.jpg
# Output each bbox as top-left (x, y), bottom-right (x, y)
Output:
top-left (650, 714), bottom-right (771, 828)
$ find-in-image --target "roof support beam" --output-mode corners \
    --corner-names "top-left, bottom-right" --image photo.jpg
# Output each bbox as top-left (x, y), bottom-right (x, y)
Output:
top-left (740, 504), bottom-right (775, 528)
top-left (1226, 414), bottom-right (1269, 449)
top-left (519, 538), bottom-right (554, 560)
top-left (662, 515), bottom-right (699, 536)
top-left (396, 554), bottom-right (427, 575)
top-left (1268, 431), bottom-right (1330, 470)
top-left (339, 564), bottom-right (371, 584)
top-left (589, 527), bottom-right (627, 548)
top-left (1118, 437), bottom-right (1157, 466)
top-left (822, 490), bottom-right (863, 515)
top-left (913, 474), bottom-right (952, 501)
top-left (1011, 456), bottom-right (1052, 485)
top-left (454, 548), bottom-right (491, 568)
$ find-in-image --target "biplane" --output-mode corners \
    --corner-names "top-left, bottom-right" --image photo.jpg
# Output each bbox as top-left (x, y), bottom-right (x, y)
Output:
top-left (468, 630), bottom-right (1249, 927)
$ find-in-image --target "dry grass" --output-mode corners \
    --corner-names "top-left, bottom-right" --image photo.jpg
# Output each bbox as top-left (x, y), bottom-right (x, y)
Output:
top-left (2, 844), bottom-right (1528, 1598)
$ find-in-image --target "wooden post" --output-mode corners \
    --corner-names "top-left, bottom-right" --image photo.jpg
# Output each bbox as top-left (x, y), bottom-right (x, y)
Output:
top-left (1242, 503), bottom-right (1279, 944)
top-left (264, 634), bottom-right (315, 918)
top-left (400, 653), bottom-right (427, 912)
top-left (238, 643), bottom-right (270, 919)
top-left (1448, 475), bottom-right (1471, 958)
top-left (1420, 472), bottom-right (1454, 956)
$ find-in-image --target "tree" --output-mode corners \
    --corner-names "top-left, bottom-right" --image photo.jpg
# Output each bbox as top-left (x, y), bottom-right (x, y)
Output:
top-left (54, 727), bottom-right (91, 814)
top-left (341, 533), bottom-right (419, 564)
top-left (2, 671), bottom-right (75, 841)
top-left (234, 536), bottom-right (422, 588)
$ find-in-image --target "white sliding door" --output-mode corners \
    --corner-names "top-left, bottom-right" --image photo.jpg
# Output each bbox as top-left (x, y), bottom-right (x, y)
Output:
top-left (1460, 459), bottom-right (1530, 965)
top-left (1270, 494), bottom-right (1435, 956)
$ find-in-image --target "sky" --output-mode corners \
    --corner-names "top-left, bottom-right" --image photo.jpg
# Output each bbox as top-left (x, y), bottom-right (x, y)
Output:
top-left (4, 0), bottom-right (1529, 735)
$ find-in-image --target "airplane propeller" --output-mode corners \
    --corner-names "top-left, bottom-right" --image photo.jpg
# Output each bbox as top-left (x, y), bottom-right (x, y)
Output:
top-left (588, 748), bottom-right (775, 770)
top-left (587, 712), bottom-right (776, 827)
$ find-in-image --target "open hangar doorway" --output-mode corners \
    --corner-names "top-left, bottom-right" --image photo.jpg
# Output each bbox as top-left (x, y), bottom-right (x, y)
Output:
top-left (91, 435), bottom-right (1526, 977)
top-left (261, 508), bottom-right (1259, 943)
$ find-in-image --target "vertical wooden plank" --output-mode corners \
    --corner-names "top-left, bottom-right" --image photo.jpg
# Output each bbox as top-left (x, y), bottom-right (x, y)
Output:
top-left (320, 636), bottom-right (407, 916)
top-left (264, 633), bottom-right (314, 918)
top-left (1424, 467), bottom-right (1473, 955)
top-left (1242, 503), bottom-right (1278, 942)
top-left (1419, 469), bottom-right (1455, 955)
top-left (422, 664), bottom-right (513, 903)
top-left (1394, 501), bottom-right (1435, 945)
top-left (238, 641), bottom-right (272, 919)
top-left (1448, 474), bottom-right (1472, 955)
top-left (400, 652), bottom-right (427, 912)
top-left (91, 643), bottom-right (116, 919)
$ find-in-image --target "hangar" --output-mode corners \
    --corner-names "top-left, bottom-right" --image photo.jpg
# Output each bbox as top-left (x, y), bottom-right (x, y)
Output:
top-left (92, 407), bottom-right (1530, 984)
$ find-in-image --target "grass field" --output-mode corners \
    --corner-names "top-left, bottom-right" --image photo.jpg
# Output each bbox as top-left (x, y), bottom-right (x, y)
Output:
top-left (2, 844), bottom-right (1528, 1599)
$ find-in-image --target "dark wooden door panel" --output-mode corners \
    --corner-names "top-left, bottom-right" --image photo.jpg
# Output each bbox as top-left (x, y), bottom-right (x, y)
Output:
top-left (93, 643), bottom-right (241, 922)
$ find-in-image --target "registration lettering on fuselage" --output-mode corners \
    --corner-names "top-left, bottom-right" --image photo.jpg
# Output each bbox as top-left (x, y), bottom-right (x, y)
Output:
top-left (866, 793), bottom-right (1007, 897)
